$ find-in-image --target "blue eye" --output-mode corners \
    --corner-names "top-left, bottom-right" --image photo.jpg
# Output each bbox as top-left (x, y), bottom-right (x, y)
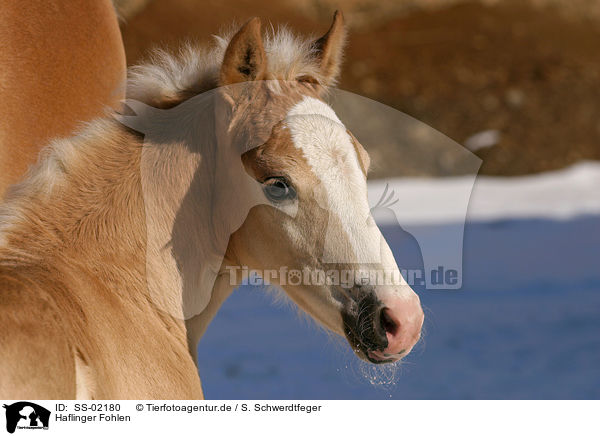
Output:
top-left (263, 177), bottom-right (296, 203)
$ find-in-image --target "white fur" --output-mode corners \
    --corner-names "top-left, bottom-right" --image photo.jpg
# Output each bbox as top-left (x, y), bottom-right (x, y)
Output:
top-left (286, 97), bottom-right (367, 245)
top-left (74, 350), bottom-right (95, 400)
top-left (285, 97), bottom-right (402, 282)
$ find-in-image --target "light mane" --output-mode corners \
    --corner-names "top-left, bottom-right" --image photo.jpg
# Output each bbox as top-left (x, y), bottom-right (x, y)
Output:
top-left (127, 25), bottom-right (330, 107)
top-left (0, 24), bottom-right (329, 254)
top-left (0, 23), bottom-right (339, 228)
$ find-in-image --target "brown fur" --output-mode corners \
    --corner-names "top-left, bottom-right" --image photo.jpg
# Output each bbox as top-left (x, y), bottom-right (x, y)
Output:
top-left (0, 121), bottom-right (202, 398)
top-left (220, 17), bottom-right (267, 85)
top-left (311, 11), bottom-right (347, 84)
top-left (347, 130), bottom-right (371, 176)
top-left (0, 14), bottom-right (348, 399)
top-left (0, 0), bottom-right (126, 199)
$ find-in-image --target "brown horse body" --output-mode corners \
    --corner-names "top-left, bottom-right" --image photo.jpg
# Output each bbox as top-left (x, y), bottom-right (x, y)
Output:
top-left (0, 0), bottom-right (126, 198)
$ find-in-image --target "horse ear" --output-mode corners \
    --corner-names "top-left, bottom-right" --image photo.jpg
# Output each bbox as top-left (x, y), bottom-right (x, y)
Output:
top-left (311, 10), bottom-right (347, 86)
top-left (219, 17), bottom-right (267, 86)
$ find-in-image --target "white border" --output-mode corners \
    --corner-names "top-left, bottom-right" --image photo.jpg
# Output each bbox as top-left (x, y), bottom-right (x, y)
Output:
top-left (1, 400), bottom-right (597, 436)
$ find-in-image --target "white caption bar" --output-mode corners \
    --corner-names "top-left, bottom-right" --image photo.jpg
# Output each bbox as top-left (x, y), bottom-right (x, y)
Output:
top-left (1, 400), bottom-right (597, 436)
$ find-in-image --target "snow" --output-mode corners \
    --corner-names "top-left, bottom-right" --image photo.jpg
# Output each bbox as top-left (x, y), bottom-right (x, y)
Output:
top-left (196, 164), bottom-right (600, 399)
top-left (369, 161), bottom-right (600, 225)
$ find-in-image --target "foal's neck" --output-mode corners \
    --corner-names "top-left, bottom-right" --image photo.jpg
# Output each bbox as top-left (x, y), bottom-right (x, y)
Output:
top-left (0, 116), bottom-right (237, 354)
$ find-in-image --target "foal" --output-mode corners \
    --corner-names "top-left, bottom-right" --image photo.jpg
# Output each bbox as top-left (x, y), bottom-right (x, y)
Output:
top-left (0, 12), bottom-right (423, 399)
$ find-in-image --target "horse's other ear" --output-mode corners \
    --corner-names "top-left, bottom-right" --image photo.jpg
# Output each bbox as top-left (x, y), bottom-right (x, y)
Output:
top-left (219, 17), bottom-right (267, 86)
top-left (311, 10), bottom-right (347, 86)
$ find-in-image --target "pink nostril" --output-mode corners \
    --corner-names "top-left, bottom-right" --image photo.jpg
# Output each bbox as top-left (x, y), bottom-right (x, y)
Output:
top-left (380, 308), bottom-right (398, 337)
top-left (380, 295), bottom-right (424, 356)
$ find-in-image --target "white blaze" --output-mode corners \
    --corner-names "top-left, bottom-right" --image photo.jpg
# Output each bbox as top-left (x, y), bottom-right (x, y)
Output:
top-left (285, 96), bottom-right (402, 285)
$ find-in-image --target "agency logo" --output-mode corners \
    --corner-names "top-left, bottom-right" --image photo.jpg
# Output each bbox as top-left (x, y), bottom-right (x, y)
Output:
top-left (2, 402), bottom-right (50, 434)
top-left (120, 84), bottom-right (480, 320)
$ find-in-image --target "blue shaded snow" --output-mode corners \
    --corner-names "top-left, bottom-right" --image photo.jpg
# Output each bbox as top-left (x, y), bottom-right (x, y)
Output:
top-left (197, 215), bottom-right (600, 399)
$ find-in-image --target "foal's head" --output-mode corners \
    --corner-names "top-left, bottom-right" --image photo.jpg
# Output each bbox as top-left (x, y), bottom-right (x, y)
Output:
top-left (216, 13), bottom-right (424, 363)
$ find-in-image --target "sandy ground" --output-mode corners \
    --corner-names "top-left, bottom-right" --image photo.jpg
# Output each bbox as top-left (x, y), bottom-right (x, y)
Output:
top-left (120, 0), bottom-right (600, 178)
